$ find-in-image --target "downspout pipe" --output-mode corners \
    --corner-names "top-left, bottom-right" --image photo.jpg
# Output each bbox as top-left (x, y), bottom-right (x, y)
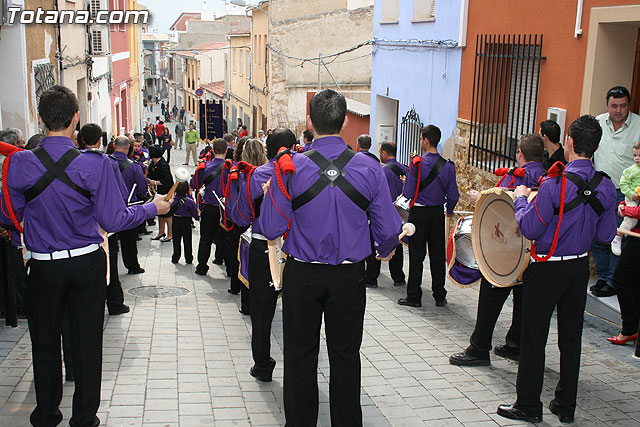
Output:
top-left (54, 0), bottom-right (64, 85)
top-left (575, 0), bottom-right (584, 38)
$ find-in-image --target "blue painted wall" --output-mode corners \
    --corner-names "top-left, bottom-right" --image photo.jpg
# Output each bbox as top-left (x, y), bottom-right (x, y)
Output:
top-left (370, 0), bottom-right (462, 159)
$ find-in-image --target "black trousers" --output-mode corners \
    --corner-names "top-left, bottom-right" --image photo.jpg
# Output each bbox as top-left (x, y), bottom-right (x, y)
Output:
top-left (516, 257), bottom-right (589, 417)
top-left (283, 258), bottom-right (365, 427)
top-left (27, 249), bottom-right (106, 427)
top-left (406, 205), bottom-right (446, 302)
top-left (197, 205), bottom-right (226, 272)
top-left (227, 225), bottom-right (250, 310)
top-left (119, 227), bottom-right (140, 271)
top-left (106, 234), bottom-right (125, 313)
top-left (364, 244), bottom-right (405, 286)
top-left (468, 278), bottom-right (522, 357)
top-left (12, 246), bottom-right (28, 314)
top-left (611, 237), bottom-right (640, 336)
top-left (172, 217), bottom-right (193, 263)
top-left (249, 239), bottom-right (279, 371)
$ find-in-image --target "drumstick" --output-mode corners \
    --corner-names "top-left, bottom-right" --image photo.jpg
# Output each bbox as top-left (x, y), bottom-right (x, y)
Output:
top-left (454, 210), bottom-right (474, 215)
top-left (164, 166), bottom-right (190, 201)
top-left (618, 228), bottom-right (640, 239)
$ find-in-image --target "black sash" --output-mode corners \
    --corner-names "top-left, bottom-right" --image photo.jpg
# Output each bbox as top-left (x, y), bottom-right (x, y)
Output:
top-left (202, 163), bottom-right (224, 187)
top-left (553, 172), bottom-right (606, 216)
top-left (291, 149), bottom-right (370, 212)
top-left (119, 158), bottom-right (134, 172)
top-left (418, 156), bottom-right (447, 193)
top-left (385, 161), bottom-right (406, 178)
top-left (25, 147), bottom-right (91, 203)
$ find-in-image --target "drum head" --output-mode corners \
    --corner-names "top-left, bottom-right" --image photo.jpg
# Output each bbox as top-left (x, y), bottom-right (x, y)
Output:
top-left (472, 189), bottom-right (530, 287)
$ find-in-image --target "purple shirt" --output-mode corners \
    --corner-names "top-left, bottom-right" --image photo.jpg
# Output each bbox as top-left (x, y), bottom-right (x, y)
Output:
top-left (190, 158), bottom-right (224, 205)
top-left (514, 159), bottom-right (617, 256)
top-left (402, 152), bottom-right (460, 214)
top-left (172, 194), bottom-right (199, 219)
top-left (0, 136), bottom-right (156, 253)
top-left (112, 151), bottom-right (148, 203)
top-left (497, 161), bottom-right (545, 189)
top-left (231, 161), bottom-right (274, 235)
top-left (382, 158), bottom-right (409, 201)
top-left (257, 136), bottom-right (402, 264)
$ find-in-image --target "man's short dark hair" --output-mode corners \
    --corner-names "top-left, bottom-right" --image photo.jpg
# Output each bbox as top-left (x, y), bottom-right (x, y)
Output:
top-left (540, 120), bottom-right (561, 144)
top-left (38, 85), bottom-right (79, 131)
top-left (223, 133), bottom-right (235, 143)
top-left (568, 115), bottom-right (602, 159)
top-left (213, 138), bottom-right (228, 155)
top-left (266, 128), bottom-right (296, 159)
top-left (380, 142), bottom-right (397, 157)
top-left (606, 86), bottom-right (631, 103)
top-left (357, 134), bottom-right (372, 150)
top-left (303, 130), bottom-right (313, 143)
top-left (421, 125), bottom-right (441, 148)
top-left (80, 123), bottom-right (103, 147)
top-left (309, 89), bottom-right (347, 136)
top-left (518, 134), bottom-right (545, 163)
top-left (133, 132), bottom-right (143, 141)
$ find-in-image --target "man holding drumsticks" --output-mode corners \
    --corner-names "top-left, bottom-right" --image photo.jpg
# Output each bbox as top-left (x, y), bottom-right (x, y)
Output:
top-left (498, 115), bottom-right (617, 424)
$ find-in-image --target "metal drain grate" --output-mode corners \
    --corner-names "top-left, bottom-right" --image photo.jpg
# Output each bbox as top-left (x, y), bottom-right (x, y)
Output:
top-left (128, 286), bottom-right (191, 298)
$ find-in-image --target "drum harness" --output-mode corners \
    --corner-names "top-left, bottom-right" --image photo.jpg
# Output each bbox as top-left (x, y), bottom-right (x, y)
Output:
top-left (385, 161), bottom-right (406, 179)
top-left (530, 161), bottom-right (606, 262)
top-left (409, 155), bottom-right (447, 208)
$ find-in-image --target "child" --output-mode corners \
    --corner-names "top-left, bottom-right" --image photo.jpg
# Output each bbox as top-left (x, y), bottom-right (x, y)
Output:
top-left (612, 141), bottom-right (640, 256)
top-left (170, 182), bottom-right (200, 264)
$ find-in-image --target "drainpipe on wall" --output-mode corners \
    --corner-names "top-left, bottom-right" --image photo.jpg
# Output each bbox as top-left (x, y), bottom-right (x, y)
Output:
top-left (54, 0), bottom-right (64, 85)
top-left (575, 0), bottom-right (584, 38)
top-left (458, 0), bottom-right (469, 48)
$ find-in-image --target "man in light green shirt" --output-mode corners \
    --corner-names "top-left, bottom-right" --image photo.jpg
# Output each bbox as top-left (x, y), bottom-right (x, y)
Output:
top-left (591, 86), bottom-right (640, 297)
top-left (184, 124), bottom-right (200, 166)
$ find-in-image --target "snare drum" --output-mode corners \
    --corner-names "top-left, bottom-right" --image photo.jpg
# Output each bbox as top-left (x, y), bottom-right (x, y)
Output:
top-left (394, 195), bottom-right (411, 224)
top-left (471, 188), bottom-right (536, 287)
top-left (446, 216), bottom-right (482, 288)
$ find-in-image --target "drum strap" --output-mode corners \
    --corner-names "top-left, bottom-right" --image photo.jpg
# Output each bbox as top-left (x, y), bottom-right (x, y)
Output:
top-left (291, 149), bottom-right (370, 212)
top-left (202, 162), bottom-right (224, 187)
top-left (552, 172), bottom-right (605, 216)
top-left (385, 161), bottom-right (406, 178)
top-left (25, 147), bottom-right (91, 203)
top-left (418, 156), bottom-right (446, 193)
top-left (361, 151), bottom-right (380, 163)
top-left (119, 158), bottom-right (134, 172)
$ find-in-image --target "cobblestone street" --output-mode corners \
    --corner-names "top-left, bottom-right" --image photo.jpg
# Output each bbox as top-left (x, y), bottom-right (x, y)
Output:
top-left (1, 146), bottom-right (639, 427)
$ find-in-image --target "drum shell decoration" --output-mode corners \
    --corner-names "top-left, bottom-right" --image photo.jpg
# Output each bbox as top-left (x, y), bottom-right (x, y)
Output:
top-left (446, 216), bottom-right (482, 288)
top-left (471, 188), bottom-right (536, 288)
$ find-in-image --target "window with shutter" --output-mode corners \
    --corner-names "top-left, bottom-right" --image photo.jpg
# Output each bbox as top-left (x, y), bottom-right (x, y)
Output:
top-left (413, 0), bottom-right (435, 21)
top-left (381, 0), bottom-right (399, 23)
top-left (91, 29), bottom-right (104, 53)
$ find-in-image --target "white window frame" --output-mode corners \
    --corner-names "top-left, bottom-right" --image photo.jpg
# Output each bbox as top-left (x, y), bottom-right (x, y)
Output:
top-left (91, 28), bottom-right (107, 54)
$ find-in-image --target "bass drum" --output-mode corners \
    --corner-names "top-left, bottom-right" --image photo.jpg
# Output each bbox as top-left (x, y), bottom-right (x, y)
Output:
top-left (471, 188), bottom-right (535, 287)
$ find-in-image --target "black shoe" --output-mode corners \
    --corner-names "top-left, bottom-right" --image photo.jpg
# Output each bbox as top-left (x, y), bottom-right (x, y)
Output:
top-left (195, 267), bottom-right (208, 276)
top-left (591, 284), bottom-right (616, 297)
top-left (394, 280), bottom-right (406, 287)
top-left (128, 267), bottom-right (145, 275)
top-left (171, 258), bottom-right (179, 264)
top-left (589, 279), bottom-right (608, 293)
top-left (140, 230), bottom-right (153, 235)
top-left (228, 289), bottom-right (240, 295)
top-left (212, 258), bottom-right (224, 265)
top-left (494, 345), bottom-right (520, 361)
top-left (109, 305), bottom-right (130, 316)
top-left (497, 404), bottom-right (542, 423)
top-left (250, 359), bottom-right (275, 382)
top-left (151, 233), bottom-right (165, 241)
top-left (549, 400), bottom-right (574, 423)
top-left (365, 282), bottom-right (378, 288)
top-left (398, 298), bottom-right (421, 307)
top-left (186, 259), bottom-right (193, 264)
top-left (449, 350), bottom-right (490, 367)
top-left (435, 298), bottom-right (448, 307)
top-left (136, 237), bottom-right (142, 241)
top-left (239, 308), bottom-right (251, 316)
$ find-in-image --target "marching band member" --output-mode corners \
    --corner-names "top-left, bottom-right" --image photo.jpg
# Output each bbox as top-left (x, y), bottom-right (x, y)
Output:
top-left (258, 90), bottom-right (401, 426)
top-left (398, 125), bottom-right (459, 308)
top-left (229, 128), bottom-right (295, 382)
top-left (0, 86), bottom-right (171, 427)
top-left (450, 134), bottom-right (545, 366)
top-left (191, 138), bottom-right (229, 276)
top-left (497, 115), bottom-right (617, 424)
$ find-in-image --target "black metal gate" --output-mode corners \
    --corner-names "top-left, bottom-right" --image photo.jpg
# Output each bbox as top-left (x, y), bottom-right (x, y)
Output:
top-left (469, 34), bottom-right (545, 171)
top-left (398, 107), bottom-right (423, 166)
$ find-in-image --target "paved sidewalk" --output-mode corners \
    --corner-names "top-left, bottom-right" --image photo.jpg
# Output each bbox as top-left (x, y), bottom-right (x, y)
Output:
top-left (0, 146), bottom-right (639, 426)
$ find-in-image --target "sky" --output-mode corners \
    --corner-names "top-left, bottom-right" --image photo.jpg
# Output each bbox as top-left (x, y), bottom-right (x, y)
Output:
top-left (142, 0), bottom-right (247, 34)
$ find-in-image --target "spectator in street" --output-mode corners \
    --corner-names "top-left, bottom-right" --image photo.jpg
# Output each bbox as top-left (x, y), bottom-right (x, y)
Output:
top-left (179, 106), bottom-right (185, 121)
top-left (611, 141), bottom-right (640, 256)
top-left (155, 120), bottom-right (165, 146)
top-left (143, 125), bottom-right (154, 147)
top-left (175, 120), bottom-right (185, 150)
top-left (540, 120), bottom-right (566, 171)
top-left (170, 182), bottom-right (199, 265)
top-left (223, 133), bottom-right (235, 160)
top-left (184, 123), bottom-right (200, 166)
top-left (0, 128), bottom-right (25, 148)
top-left (160, 127), bottom-right (174, 163)
top-left (592, 86), bottom-right (640, 297)
top-left (239, 125), bottom-right (248, 139)
top-left (257, 129), bottom-right (266, 145)
top-left (148, 145), bottom-right (174, 242)
top-left (25, 133), bottom-right (46, 150)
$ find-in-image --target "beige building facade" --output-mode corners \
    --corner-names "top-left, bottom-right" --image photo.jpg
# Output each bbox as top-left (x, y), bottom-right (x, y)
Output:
top-left (228, 33), bottom-right (252, 133)
top-left (250, 2), bottom-right (270, 135)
